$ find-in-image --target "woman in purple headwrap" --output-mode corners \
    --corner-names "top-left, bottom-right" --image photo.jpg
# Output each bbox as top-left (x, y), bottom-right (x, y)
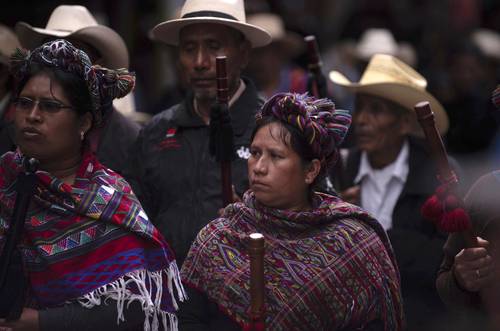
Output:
top-left (179, 93), bottom-right (404, 330)
top-left (0, 40), bottom-right (184, 331)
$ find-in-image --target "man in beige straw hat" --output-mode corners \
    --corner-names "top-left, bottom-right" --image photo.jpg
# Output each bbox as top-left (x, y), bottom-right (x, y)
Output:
top-left (0, 24), bottom-right (20, 155)
top-left (125, 0), bottom-right (271, 266)
top-left (14, 4), bottom-right (142, 175)
top-left (330, 53), bottom-right (455, 330)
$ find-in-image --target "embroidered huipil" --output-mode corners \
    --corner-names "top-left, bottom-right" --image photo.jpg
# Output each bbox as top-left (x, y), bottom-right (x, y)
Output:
top-left (0, 151), bottom-right (185, 331)
top-left (181, 191), bottom-right (405, 330)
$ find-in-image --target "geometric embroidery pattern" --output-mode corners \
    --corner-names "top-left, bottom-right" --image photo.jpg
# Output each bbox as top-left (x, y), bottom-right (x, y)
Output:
top-left (182, 191), bottom-right (404, 330)
top-left (0, 151), bottom-right (177, 312)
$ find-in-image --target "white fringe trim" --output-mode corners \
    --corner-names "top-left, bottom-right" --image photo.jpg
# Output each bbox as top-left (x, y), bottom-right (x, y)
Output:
top-left (77, 262), bottom-right (186, 331)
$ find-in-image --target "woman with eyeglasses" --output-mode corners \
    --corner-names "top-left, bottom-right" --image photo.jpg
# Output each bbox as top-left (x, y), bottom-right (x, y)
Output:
top-left (179, 93), bottom-right (404, 331)
top-left (0, 40), bottom-right (184, 331)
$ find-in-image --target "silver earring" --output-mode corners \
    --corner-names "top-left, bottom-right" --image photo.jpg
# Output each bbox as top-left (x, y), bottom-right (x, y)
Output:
top-left (80, 131), bottom-right (85, 141)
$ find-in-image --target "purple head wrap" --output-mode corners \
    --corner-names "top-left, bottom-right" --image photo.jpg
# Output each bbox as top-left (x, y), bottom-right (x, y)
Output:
top-left (256, 92), bottom-right (351, 170)
top-left (9, 39), bottom-right (135, 123)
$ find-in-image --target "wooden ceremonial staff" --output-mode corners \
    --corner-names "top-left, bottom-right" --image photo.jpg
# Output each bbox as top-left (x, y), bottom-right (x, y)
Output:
top-left (305, 35), bottom-right (345, 190)
top-left (0, 157), bottom-right (39, 320)
top-left (246, 233), bottom-right (265, 331)
top-left (304, 35), bottom-right (326, 99)
top-left (415, 101), bottom-right (477, 246)
top-left (215, 56), bottom-right (234, 207)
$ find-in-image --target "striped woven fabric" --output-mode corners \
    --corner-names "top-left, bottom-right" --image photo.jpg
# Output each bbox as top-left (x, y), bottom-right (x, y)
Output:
top-left (0, 151), bottom-right (185, 331)
top-left (181, 191), bottom-right (405, 330)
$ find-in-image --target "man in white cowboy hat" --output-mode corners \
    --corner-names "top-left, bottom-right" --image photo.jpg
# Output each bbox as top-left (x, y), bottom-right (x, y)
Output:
top-left (330, 54), bottom-right (454, 330)
top-left (0, 24), bottom-right (21, 155)
top-left (14, 4), bottom-right (142, 175)
top-left (125, 0), bottom-right (271, 266)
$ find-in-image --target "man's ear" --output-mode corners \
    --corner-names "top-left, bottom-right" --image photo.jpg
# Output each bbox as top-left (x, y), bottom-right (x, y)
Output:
top-left (304, 159), bottom-right (322, 185)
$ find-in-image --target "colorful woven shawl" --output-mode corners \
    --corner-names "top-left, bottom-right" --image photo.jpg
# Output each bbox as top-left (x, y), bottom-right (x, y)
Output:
top-left (0, 151), bottom-right (185, 330)
top-left (181, 191), bottom-right (404, 330)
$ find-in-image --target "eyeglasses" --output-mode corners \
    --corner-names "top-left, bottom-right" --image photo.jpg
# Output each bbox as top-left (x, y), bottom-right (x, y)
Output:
top-left (14, 97), bottom-right (73, 114)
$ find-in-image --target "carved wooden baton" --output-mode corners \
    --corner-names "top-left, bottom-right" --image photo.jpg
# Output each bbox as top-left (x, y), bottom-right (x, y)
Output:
top-left (415, 101), bottom-right (477, 248)
top-left (304, 35), bottom-right (326, 99)
top-left (248, 233), bottom-right (265, 330)
top-left (216, 56), bottom-right (234, 207)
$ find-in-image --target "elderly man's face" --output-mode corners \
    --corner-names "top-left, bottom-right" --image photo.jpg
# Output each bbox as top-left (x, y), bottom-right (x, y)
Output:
top-left (353, 94), bottom-right (410, 157)
top-left (178, 23), bottom-right (250, 102)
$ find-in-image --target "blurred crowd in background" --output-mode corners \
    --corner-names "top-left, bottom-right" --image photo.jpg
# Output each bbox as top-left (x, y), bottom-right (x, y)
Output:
top-left (1, 0), bottom-right (499, 188)
top-left (0, 1), bottom-right (499, 330)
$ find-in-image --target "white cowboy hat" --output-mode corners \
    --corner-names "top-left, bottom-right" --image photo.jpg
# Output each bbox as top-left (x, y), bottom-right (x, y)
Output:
top-left (151, 0), bottom-right (271, 48)
top-left (329, 53), bottom-right (449, 135)
top-left (356, 28), bottom-right (399, 61)
top-left (472, 28), bottom-right (500, 61)
top-left (355, 28), bottom-right (417, 67)
top-left (246, 13), bottom-right (304, 56)
top-left (0, 24), bottom-right (20, 65)
top-left (15, 5), bottom-right (129, 69)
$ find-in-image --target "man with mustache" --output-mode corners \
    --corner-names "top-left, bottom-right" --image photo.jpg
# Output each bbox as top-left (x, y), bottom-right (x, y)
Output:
top-left (330, 54), bottom-right (454, 330)
top-left (125, 0), bottom-right (271, 265)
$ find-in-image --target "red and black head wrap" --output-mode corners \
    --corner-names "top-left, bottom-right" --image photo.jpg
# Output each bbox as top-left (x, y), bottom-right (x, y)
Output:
top-left (9, 39), bottom-right (135, 123)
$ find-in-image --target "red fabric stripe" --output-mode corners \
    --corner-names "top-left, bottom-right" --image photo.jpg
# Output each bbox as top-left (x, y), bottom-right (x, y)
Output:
top-left (30, 235), bottom-right (152, 285)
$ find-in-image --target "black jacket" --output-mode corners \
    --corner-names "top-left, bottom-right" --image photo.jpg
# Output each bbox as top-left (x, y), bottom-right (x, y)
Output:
top-left (94, 108), bottom-right (140, 175)
top-left (0, 120), bottom-right (14, 156)
top-left (0, 98), bottom-right (15, 156)
top-left (124, 79), bottom-right (263, 265)
top-left (339, 137), bottom-right (450, 330)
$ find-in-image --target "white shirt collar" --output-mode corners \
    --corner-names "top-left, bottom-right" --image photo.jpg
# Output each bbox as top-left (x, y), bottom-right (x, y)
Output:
top-left (355, 140), bottom-right (410, 230)
top-left (355, 139), bottom-right (410, 184)
top-left (228, 79), bottom-right (246, 108)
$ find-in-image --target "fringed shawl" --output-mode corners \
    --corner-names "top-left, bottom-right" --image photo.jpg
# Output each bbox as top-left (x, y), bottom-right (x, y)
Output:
top-left (0, 151), bottom-right (185, 330)
top-left (181, 191), bottom-right (404, 330)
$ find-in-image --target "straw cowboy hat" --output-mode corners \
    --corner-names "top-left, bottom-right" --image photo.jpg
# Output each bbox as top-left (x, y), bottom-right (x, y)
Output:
top-left (329, 53), bottom-right (449, 135)
top-left (246, 13), bottom-right (304, 56)
top-left (0, 24), bottom-right (20, 65)
top-left (151, 0), bottom-right (271, 48)
top-left (15, 5), bottom-right (129, 69)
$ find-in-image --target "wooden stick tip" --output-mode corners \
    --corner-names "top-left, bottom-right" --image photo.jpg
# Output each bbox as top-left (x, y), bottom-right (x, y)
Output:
top-left (250, 233), bottom-right (264, 240)
top-left (415, 101), bottom-right (430, 109)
